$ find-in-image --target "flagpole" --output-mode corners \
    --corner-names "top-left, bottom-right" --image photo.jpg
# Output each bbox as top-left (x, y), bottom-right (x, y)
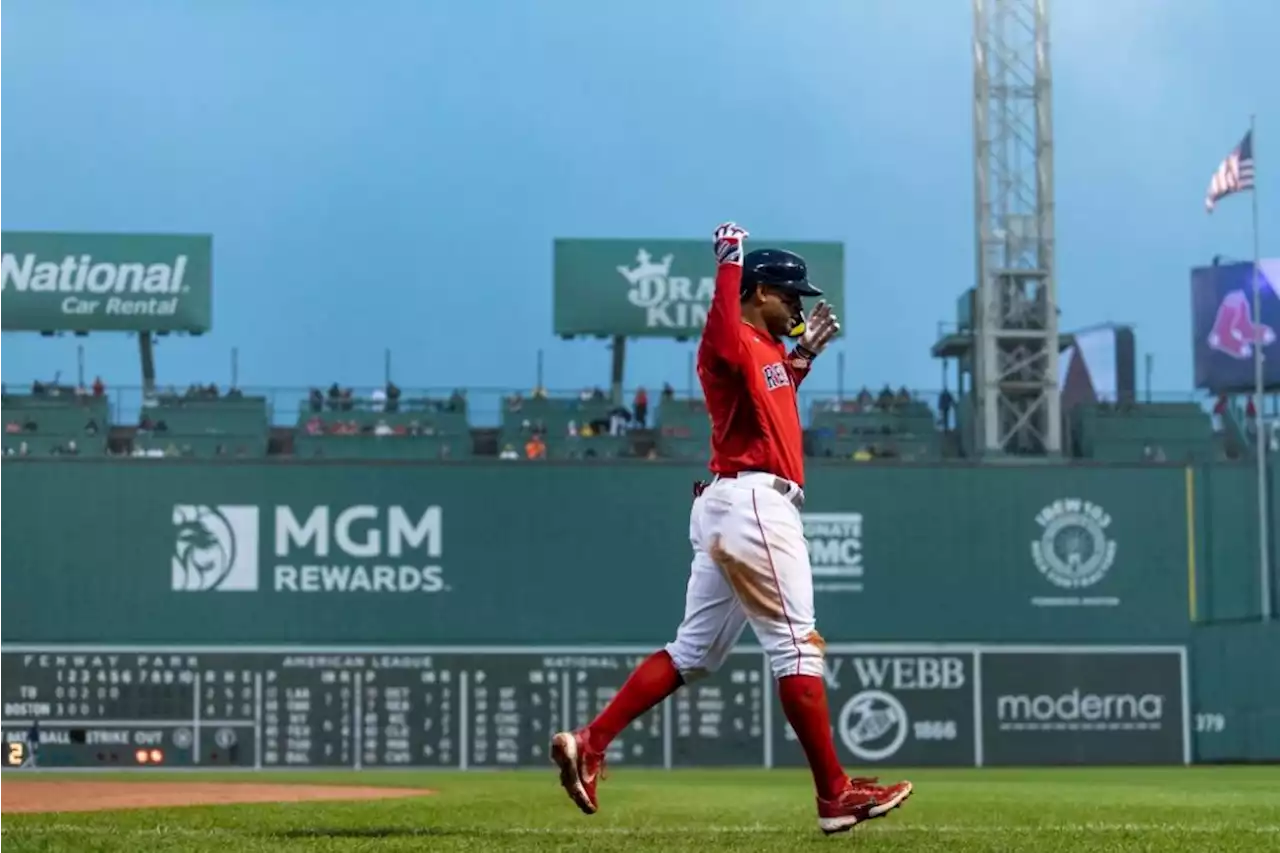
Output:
top-left (1249, 114), bottom-right (1273, 621)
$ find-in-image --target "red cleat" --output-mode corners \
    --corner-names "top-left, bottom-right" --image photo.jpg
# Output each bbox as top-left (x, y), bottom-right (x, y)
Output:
top-left (549, 729), bottom-right (606, 815)
top-left (816, 776), bottom-right (914, 835)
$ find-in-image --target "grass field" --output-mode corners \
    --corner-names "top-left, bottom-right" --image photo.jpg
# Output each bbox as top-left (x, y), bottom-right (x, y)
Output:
top-left (3, 766), bottom-right (1278, 852)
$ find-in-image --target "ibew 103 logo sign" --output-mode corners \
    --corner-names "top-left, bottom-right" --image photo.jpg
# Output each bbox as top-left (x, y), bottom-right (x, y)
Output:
top-left (172, 504), bottom-right (446, 594)
top-left (803, 512), bottom-right (864, 593)
top-left (1030, 498), bottom-right (1119, 608)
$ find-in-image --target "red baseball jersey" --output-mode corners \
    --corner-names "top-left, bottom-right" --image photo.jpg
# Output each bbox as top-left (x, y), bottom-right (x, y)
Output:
top-left (697, 262), bottom-right (812, 486)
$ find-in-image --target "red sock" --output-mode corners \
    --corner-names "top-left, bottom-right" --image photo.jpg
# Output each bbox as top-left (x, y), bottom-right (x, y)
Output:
top-left (586, 650), bottom-right (683, 752)
top-left (778, 674), bottom-right (846, 799)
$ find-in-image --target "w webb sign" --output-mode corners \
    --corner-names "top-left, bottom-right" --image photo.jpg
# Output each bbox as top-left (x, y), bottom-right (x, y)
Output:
top-left (1, 231), bottom-right (212, 332)
top-left (554, 238), bottom-right (844, 338)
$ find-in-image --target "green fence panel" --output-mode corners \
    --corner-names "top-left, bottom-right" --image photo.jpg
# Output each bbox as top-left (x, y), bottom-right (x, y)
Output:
top-left (1190, 621), bottom-right (1280, 761)
top-left (2, 460), bottom-right (1216, 645)
top-left (1194, 464), bottom-right (1264, 621)
top-left (801, 464), bottom-right (1191, 643)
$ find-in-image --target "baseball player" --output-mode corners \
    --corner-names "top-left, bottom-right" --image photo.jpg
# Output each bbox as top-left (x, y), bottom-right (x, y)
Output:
top-left (552, 223), bottom-right (913, 834)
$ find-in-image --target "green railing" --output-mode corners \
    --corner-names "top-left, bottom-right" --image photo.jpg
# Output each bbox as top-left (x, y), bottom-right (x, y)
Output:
top-left (1, 381), bottom-right (1222, 429)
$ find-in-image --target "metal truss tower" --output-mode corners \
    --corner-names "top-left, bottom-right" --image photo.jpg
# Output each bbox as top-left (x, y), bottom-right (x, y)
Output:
top-left (972, 0), bottom-right (1061, 455)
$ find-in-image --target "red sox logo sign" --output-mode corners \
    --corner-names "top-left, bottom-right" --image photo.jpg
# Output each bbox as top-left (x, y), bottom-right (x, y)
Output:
top-left (1208, 290), bottom-right (1275, 359)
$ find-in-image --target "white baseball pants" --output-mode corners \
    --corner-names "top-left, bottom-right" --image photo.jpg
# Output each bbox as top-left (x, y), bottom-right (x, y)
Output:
top-left (664, 473), bottom-right (825, 681)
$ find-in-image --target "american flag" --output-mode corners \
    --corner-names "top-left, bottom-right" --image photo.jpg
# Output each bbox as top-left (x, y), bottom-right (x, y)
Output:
top-left (1205, 130), bottom-right (1256, 212)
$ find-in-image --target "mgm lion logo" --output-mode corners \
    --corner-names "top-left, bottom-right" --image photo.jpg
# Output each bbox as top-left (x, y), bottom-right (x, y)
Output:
top-left (171, 505), bottom-right (259, 591)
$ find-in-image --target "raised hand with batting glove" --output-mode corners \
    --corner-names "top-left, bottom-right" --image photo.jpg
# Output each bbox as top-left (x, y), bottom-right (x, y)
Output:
top-left (713, 222), bottom-right (749, 266)
top-left (790, 300), bottom-right (840, 370)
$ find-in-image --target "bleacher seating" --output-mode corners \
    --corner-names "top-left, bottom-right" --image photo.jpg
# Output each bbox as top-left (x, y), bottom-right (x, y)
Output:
top-left (295, 399), bottom-right (471, 459)
top-left (808, 399), bottom-right (941, 461)
top-left (4, 381), bottom-right (1236, 465)
top-left (136, 395), bottom-right (270, 458)
top-left (658, 397), bottom-right (711, 461)
top-left (500, 396), bottom-right (633, 460)
top-left (2, 392), bottom-right (109, 456)
top-left (1070, 402), bottom-right (1214, 462)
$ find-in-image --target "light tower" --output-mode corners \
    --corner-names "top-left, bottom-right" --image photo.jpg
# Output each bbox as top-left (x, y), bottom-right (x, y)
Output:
top-left (971, 0), bottom-right (1061, 454)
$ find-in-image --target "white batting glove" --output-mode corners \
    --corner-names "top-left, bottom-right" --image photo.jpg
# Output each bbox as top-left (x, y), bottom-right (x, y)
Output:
top-left (792, 301), bottom-right (840, 364)
top-left (713, 222), bottom-right (749, 266)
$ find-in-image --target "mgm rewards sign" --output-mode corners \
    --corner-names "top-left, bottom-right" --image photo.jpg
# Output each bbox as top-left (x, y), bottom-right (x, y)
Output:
top-left (1, 231), bottom-right (213, 332)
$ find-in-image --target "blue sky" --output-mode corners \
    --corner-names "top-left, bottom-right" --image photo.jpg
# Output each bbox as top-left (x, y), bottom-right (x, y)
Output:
top-left (3, 0), bottom-right (1276, 417)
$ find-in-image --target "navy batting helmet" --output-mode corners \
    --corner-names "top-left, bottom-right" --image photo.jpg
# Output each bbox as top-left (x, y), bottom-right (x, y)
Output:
top-left (740, 248), bottom-right (823, 299)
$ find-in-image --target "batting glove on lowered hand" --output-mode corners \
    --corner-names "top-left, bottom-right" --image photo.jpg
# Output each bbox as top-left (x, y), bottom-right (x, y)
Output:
top-left (791, 300), bottom-right (840, 366)
top-left (713, 222), bottom-right (749, 266)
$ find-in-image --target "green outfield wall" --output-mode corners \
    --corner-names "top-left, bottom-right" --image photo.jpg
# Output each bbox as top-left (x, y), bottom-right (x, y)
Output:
top-left (2, 459), bottom-right (1272, 644)
top-left (2, 459), bottom-right (1276, 766)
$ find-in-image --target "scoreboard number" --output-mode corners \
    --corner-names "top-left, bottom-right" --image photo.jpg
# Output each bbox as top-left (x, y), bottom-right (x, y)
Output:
top-left (5, 742), bottom-right (26, 767)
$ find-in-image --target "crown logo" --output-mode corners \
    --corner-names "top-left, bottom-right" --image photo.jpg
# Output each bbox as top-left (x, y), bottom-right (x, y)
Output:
top-left (617, 249), bottom-right (674, 284)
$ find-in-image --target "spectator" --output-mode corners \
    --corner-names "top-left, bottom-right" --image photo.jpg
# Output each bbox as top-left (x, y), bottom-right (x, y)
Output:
top-left (305, 416), bottom-right (323, 435)
top-left (205, 383), bottom-right (219, 398)
top-left (327, 383), bottom-right (342, 410)
top-left (896, 386), bottom-right (912, 406)
top-left (448, 389), bottom-right (466, 412)
top-left (386, 381), bottom-right (401, 413)
top-left (567, 420), bottom-right (578, 438)
top-left (579, 387), bottom-right (592, 402)
top-left (499, 444), bottom-right (520, 460)
top-left (938, 389), bottom-right (954, 430)
top-left (76, 383), bottom-right (89, 397)
top-left (23, 417), bottom-right (38, 433)
top-left (591, 386), bottom-right (606, 401)
top-left (226, 387), bottom-right (243, 399)
top-left (876, 384), bottom-right (895, 411)
top-left (507, 392), bottom-right (524, 412)
top-left (524, 434), bottom-right (546, 460)
top-left (633, 387), bottom-right (649, 428)
top-left (340, 388), bottom-right (354, 411)
top-left (309, 388), bottom-right (325, 412)
top-left (5, 421), bottom-right (20, 434)
top-left (18, 441), bottom-right (30, 456)
top-left (374, 419), bottom-right (393, 437)
top-left (609, 406), bottom-right (631, 436)
top-left (63, 440), bottom-right (80, 456)
top-left (661, 383), bottom-right (675, 402)
top-left (856, 386), bottom-right (874, 409)
top-left (1212, 393), bottom-right (1228, 432)
top-left (371, 386), bottom-right (387, 412)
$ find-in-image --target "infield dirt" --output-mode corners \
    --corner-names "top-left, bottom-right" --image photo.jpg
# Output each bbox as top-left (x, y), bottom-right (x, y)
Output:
top-left (0, 781), bottom-right (435, 813)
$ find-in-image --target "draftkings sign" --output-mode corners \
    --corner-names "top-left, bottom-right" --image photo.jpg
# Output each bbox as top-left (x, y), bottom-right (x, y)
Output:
top-left (553, 238), bottom-right (845, 338)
